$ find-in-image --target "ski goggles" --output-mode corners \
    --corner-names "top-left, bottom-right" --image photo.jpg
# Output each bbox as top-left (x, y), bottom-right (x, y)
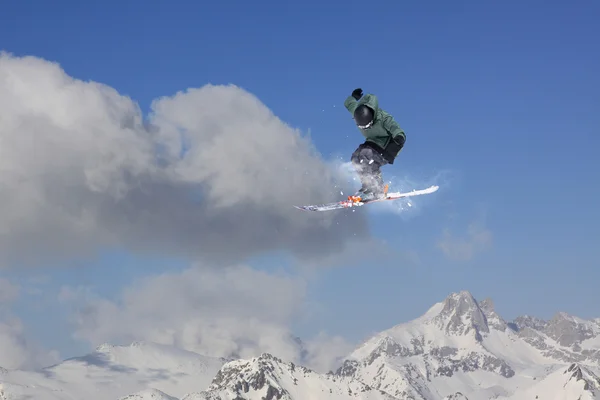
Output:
top-left (357, 120), bottom-right (374, 129)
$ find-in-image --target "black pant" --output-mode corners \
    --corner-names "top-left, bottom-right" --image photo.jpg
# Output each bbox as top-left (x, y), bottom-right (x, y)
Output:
top-left (350, 143), bottom-right (388, 194)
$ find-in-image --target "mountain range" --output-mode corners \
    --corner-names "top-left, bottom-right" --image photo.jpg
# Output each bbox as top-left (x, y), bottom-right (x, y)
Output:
top-left (1, 290), bottom-right (598, 399)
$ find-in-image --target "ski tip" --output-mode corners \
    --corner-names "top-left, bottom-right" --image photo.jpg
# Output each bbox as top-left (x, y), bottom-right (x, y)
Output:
top-left (408, 184), bottom-right (439, 194)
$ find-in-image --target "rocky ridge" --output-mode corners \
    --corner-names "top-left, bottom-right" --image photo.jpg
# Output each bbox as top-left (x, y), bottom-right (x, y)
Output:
top-left (183, 353), bottom-right (398, 400)
top-left (334, 290), bottom-right (600, 400)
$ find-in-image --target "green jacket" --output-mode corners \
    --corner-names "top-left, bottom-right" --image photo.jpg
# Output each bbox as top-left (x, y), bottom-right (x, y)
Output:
top-left (344, 93), bottom-right (406, 163)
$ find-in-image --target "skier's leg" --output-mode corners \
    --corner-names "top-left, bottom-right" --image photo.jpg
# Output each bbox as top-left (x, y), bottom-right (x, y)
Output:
top-left (362, 163), bottom-right (386, 198)
top-left (351, 144), bottom-right (369, 193)
top-left (351, 144), bottom-right (388, 198)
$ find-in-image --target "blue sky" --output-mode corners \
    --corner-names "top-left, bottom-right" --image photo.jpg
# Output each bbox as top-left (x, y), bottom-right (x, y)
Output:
top-left (1, 0), bottom-right (599, 363)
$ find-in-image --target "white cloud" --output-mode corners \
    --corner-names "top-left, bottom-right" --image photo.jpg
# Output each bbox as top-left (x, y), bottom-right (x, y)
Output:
top-left (0, 316), bottom-right (61, 370)
top-left (0, 52), bottom-right (371, 373)
top-left (301, 332), bottom-right (355, 373)
top-left (0, 52), bottom-right (369, 269)
top-left (437, 214), bottom-right (493, 261)
top-left (59, 263), bottom-right (351, 373)
top-left (0, 278), bottom-right (59, 369)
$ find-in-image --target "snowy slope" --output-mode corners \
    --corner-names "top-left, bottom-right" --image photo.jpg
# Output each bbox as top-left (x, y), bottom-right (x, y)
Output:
top-left (120, 388), bottom-right (179, 400)
top-left (183, 353), bottom-right (399, 400)
top-left (0, 341), bottom-right (225, 400)
top-left (336, 290), bottom-right (600, 400)
top-left (499, 363), bottom-right (600, 400)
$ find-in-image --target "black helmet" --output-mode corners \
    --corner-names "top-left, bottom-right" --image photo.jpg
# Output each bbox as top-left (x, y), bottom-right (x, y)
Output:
top-left (354, 105), bottom-right (374, 128)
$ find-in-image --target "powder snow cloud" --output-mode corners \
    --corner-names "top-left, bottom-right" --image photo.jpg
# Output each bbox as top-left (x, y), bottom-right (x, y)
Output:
top-left (0, 52), bottom-right (368, 268)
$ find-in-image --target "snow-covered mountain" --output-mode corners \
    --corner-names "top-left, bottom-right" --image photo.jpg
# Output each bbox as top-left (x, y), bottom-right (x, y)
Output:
top-left (336, 290), bottom-right (600, 400)
top-left (0, 341), bottom-right (225, 400)
top-left (120, 388), bottom-right (179, 400)
top-left (502, 363), bottom-right (600, 400)
top-left (0, 290), bottom-right (598, 399)
top-left (510, 312), bottom-right (600, 365)
top-left (183, 353), bottom-right (398, 400)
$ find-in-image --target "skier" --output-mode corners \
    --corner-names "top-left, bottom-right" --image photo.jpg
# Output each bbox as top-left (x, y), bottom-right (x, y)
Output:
top-left (344, 88), bottom-right (406, 200)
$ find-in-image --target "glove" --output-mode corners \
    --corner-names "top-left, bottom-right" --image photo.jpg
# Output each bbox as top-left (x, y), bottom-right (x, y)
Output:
top-left (352, 88), bottom-right (363, 100)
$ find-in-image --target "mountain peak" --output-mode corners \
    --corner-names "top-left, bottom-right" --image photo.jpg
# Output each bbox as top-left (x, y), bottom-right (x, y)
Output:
top-left (479, 297), bottom-right (508, 331)
top-left (564, 363), bottom-right (600, 398)
top-left (95, 343), bottom-right (114, 352)
top-left (431, 290), bottom-right (489, 340)
top-left (446, 290), bottom-right (476, 302)
top-left (478, 297), bottom-right (494, 311)
top-left (440, 291), bottom-right (479, 312)
top-left (512, 315), bottom-right (548, 331)
top-left (192, 352), bottom-right (397, 400)
top-left (544, 312), bottom-right (600, 347)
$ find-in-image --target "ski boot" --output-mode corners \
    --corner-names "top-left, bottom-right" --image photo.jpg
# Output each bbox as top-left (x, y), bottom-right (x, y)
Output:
top-left (348, 184), bottom-right (389, 203)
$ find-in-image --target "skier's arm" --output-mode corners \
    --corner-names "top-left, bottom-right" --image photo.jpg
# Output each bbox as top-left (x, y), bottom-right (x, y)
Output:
top-left (382, 114), bottom-right (406, 145)
top-left (345, 88), bottom-right (364, 115)
top-left (344, 95), bottom-right (359, 114)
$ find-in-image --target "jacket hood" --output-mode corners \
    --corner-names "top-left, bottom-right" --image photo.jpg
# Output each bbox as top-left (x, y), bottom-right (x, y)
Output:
top-left (358, 93), bottom-right (379, 114)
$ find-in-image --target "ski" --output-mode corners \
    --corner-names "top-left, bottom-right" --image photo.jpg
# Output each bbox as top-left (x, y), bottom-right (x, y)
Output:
top-left (294, 185), bottom-right (439, 212)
